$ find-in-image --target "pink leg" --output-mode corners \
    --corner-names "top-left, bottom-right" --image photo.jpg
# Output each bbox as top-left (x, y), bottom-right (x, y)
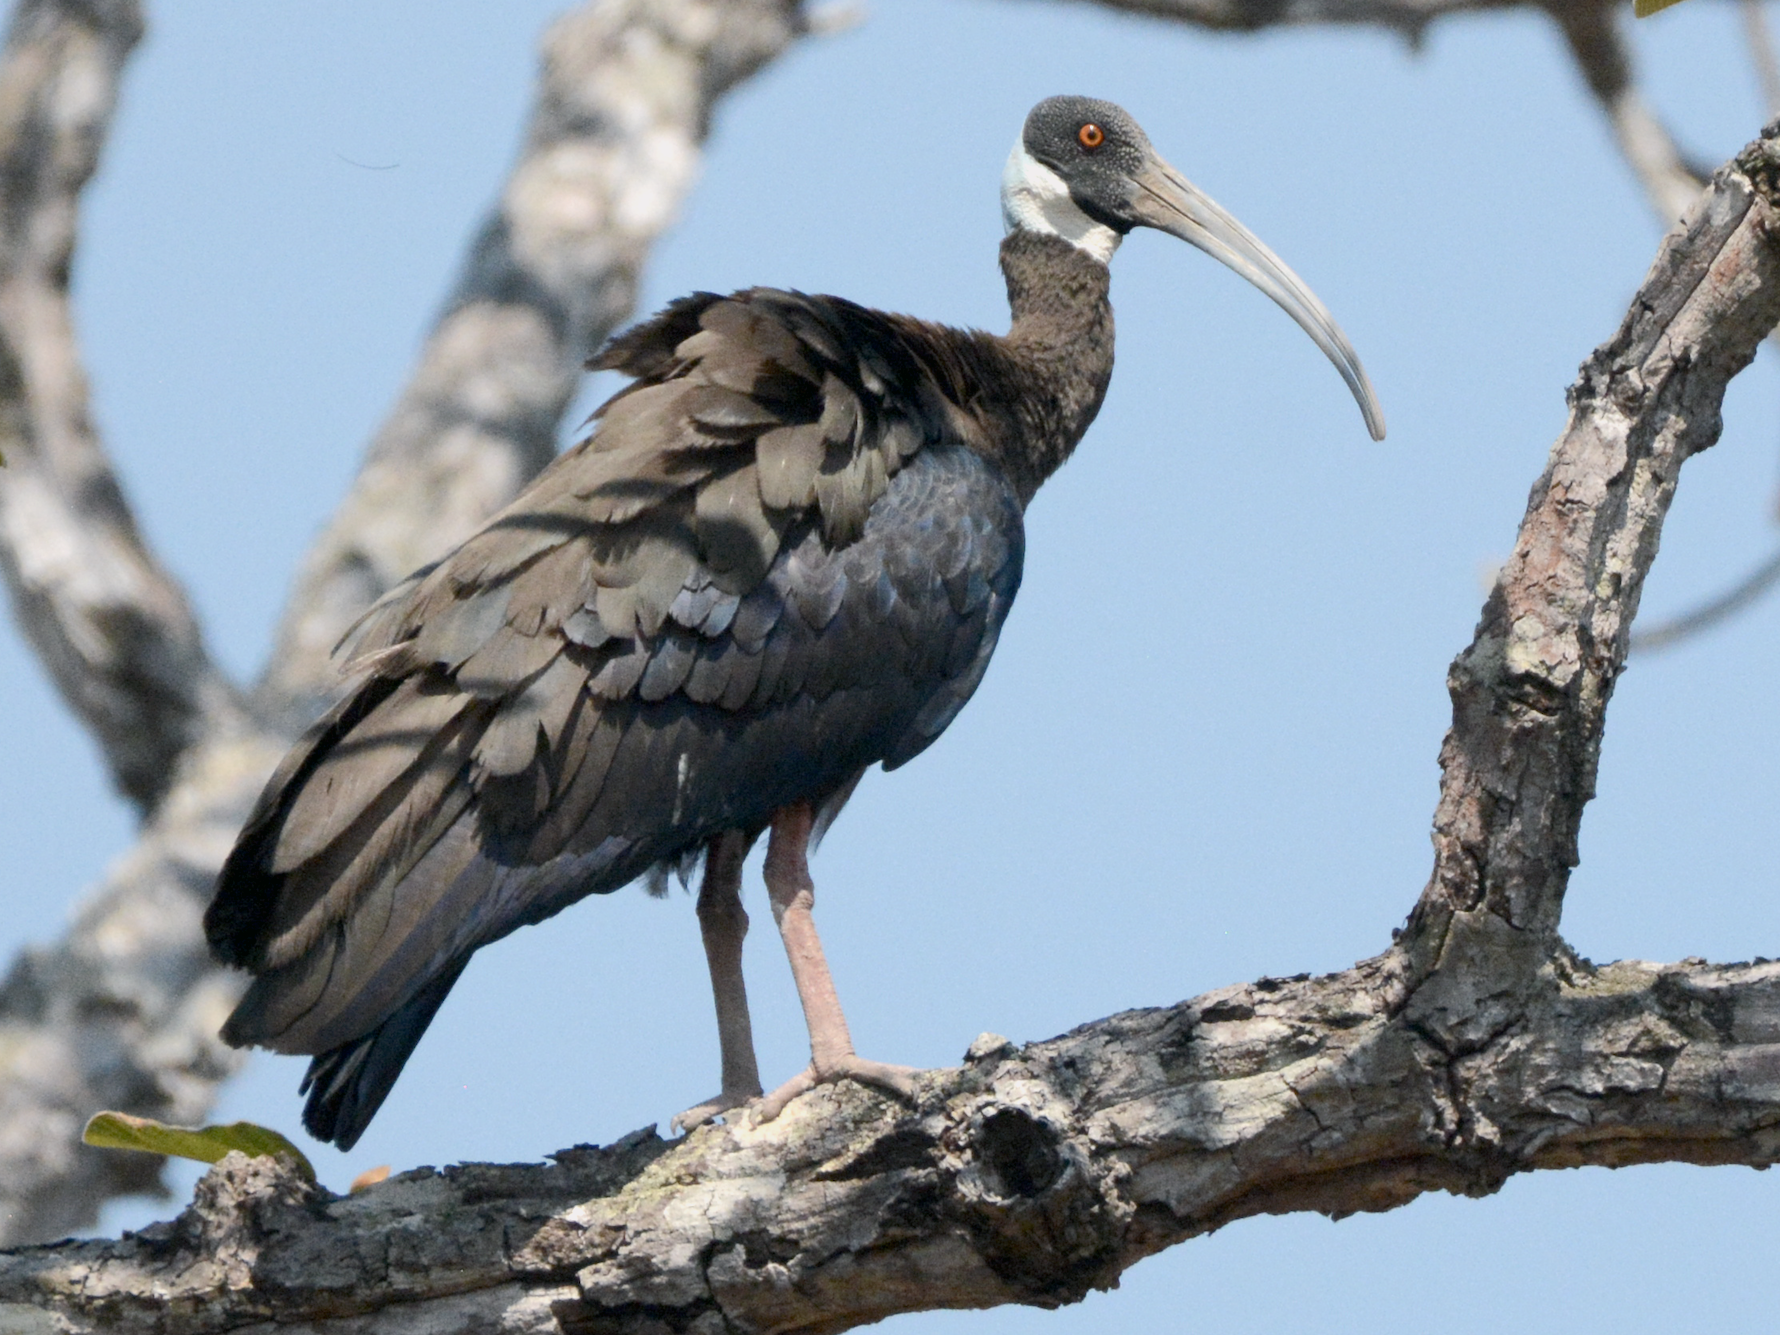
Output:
top-left (672, 831), bottom-right (764, 1131)
top-left (755, 802), bottom-right (919, 1121)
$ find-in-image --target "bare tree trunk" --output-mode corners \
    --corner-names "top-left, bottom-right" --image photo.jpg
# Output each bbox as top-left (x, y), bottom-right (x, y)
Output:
top-left (5, 102), bottom-right (1779, 1335)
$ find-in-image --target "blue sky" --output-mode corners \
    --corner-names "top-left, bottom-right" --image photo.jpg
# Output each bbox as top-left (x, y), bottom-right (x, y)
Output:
top-left (1, 0), bottom-right (1777, 1329)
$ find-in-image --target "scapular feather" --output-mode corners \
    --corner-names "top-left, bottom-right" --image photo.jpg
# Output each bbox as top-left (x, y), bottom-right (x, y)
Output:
top-left (455, 626), bottom-right (558, 698)
top-left (755, 424), bottom-right (824, 510)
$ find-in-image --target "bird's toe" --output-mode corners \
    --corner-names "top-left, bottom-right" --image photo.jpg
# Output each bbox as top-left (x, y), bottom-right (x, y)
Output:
top-left (672, 1084), bottom-right (764, 1133)
top-left (752, 1065), bottom-right (818, 1123)
top-left (829, 1054), bottom-right (922, 1102)
top-left (751, 1055), bottom-right (924, 1124)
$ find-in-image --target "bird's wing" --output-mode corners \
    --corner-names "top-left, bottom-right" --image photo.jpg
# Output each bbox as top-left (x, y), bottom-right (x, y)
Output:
top-left (204, 293), bottom-right (1021, 1129)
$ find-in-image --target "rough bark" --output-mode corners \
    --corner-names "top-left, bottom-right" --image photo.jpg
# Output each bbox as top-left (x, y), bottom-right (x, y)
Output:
top-left (1404, 136), bottom-right (1780, 981)
top-left (3, 94), bottom-right (1779, 1335)
top-left (0, 0), bottom-right (807, 1248)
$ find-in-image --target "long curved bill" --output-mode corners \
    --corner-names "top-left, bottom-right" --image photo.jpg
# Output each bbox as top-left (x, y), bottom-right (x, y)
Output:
top-left (1128, 152), bottom-right (1386, 441)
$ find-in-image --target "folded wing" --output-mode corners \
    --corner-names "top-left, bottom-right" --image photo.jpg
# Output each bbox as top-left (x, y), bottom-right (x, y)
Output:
top-left (205, 291), bottom-right (1024, 1147)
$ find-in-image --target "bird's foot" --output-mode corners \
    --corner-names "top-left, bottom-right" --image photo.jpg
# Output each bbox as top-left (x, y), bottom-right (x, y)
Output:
top-left (671, 1082), bottom-right (764, 1133)
top-left (753, 1055), bottom-right (922, 1123)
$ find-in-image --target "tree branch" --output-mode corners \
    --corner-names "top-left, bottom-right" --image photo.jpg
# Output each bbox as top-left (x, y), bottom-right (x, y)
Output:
top-left (0, 0), bottom-right (244, 814)
top-left (1, 952), bottom-right (1775, 1335)
top-left (1550, 0), bottom-right (1780, 651)
top-left (0, 721), bottom-right (277, 1248)
top-left (6, 96), bottom-right (1780, 1335)
top-left (0, 0), bottom-right (807, 1247)
top-left (0, 0), bottom-right (273, 1246)
top-left (1404, 133), bottom-right (1780, 995)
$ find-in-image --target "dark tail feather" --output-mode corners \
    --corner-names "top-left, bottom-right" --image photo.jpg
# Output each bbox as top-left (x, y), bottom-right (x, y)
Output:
top-left (298, 957), bottom-right (468, 1150)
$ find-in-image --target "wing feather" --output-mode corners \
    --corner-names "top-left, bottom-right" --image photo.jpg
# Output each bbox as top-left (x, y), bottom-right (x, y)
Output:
top-left (270, 678), bottom-right (473, 873)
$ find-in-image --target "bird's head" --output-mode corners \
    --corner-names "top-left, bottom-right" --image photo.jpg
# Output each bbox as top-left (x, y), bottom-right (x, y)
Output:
top-left (1003, 95), bottom-right (1386, 441)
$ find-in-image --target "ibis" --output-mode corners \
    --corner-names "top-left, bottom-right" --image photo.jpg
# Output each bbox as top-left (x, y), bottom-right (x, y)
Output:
top-left (205, 96), bottom-right (1384, 1149)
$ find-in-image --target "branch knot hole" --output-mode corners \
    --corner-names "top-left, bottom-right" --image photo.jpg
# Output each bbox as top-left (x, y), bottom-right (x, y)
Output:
top-left (975, 1108), bottom-right (1064, 1200)
top-left (953, 1105), bottom-right (1131, 1301)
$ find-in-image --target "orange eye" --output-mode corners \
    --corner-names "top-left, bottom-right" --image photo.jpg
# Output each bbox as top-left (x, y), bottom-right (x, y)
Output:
top-left (1078, 123), bottom-right (1105, 149)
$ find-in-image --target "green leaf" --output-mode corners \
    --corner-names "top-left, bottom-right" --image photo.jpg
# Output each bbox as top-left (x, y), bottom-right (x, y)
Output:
top-left (82, 1111), bottom-right (315, 1182)
top-left (1634, 0), bottom-right (1689, 18)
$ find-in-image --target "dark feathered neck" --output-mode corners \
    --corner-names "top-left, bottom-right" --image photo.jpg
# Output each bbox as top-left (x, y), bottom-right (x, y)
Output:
top-left (1002, 230), bottom-right (1113, 345)
top-left (977, 231), bottom-right (1116, 504)
top-left (873, 232), bottom-right (1114, 507)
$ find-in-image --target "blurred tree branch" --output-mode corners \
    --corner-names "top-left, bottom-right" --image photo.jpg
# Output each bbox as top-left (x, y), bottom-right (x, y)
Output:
top-left (1549, 0), bottom-right (1708, 223)
top-left (253, 0), bottom-right (801, 731)
top-left (1630, 545), bottom-right (1780, 648)
top-left (1742, 0), bottom-right (1780, 118)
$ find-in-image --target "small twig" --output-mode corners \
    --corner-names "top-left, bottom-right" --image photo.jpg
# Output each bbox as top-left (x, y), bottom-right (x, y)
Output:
top-left (1628, 546), bottom-right (1780, 650)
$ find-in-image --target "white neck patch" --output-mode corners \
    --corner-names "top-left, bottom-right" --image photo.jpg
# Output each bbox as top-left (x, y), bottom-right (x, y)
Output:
top-left (1000, 142), bottom-right (1121, 265)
